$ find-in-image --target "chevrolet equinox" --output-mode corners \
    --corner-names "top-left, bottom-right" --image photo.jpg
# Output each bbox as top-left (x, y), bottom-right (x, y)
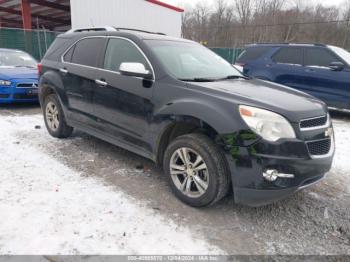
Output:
top-left (38, 27), bottom-right (335, 207)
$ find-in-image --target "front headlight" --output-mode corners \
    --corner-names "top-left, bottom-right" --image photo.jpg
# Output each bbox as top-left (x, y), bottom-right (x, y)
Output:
top-left (239, 105), bottom-right (296, 142)
top-left (0, 80), bottom-right (11, 86)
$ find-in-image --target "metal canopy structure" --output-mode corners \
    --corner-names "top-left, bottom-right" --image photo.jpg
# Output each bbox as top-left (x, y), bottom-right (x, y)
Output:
top-left (0, 0), bottom-right (70, 30)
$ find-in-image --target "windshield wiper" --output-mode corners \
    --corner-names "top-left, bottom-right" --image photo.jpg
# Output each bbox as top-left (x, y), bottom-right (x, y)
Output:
top-left (221, 75), bottom-right (248, 80)
top-left (179, 77), bottom-right (221, 82)
top-left (179, 75), bottom-right (248, 82)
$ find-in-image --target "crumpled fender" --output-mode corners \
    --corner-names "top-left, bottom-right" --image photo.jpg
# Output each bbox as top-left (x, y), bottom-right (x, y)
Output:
top-left (154, 98), bottom-right (241, 134)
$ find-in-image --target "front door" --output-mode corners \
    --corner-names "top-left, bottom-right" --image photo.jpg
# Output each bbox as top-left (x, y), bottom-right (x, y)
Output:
top-left (92, 37), bottom-right (155, 153)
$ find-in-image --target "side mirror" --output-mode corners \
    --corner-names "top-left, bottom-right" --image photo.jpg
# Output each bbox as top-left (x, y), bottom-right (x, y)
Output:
top-left (119, 62), bottom-right (153, 79)
top-left (329, 62), bottom-right (345, 71)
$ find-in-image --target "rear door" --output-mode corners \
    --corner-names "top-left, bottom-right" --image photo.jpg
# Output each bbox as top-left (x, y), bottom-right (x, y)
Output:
top-left (268, 47), bottom-right (307, 92)
top-left (61, 37), bottom-right (106, 122)
top-left (303, 47), bottom-right (350, 109)
top-left (92, 37), bottom-right (155, 154)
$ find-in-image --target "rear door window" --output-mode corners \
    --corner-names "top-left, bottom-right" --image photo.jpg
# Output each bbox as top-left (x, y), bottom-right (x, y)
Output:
top-left (70, 38), bottom-right (105, 67)
top-left (305, 48), bottom-right (341, 67)
top-left (236, 47), bottom-right (271, 63)
top-left (272, 47), bottom-right (303, 65)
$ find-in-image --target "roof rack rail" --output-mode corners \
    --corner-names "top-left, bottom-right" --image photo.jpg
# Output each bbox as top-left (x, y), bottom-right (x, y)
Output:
top-left (291, 42), bottom-right (327, 47)
top-left (65, 26), bottom-right (166, 36)
top-left (250, 42), bottom-right (288, 45)
top-left (65, 26), bottom-right (117, 34)
top-left (115, 27), bottom-right (166, 35)
top-left (249, 42), bottom-right (326, 47)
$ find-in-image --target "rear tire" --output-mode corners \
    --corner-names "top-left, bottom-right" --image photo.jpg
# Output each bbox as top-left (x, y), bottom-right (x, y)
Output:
top-left (163, 133), bottom-right (230, 207)
top-left (43, 94), bottom-right (73, 138)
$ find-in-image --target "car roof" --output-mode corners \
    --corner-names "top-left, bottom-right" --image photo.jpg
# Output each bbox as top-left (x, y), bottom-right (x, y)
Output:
top-left (0, 48), bottom-right (26, 53)
top-left (246, 43), bottom-right (328, 48)
top-left (60, 28), bottom-right (194, 44)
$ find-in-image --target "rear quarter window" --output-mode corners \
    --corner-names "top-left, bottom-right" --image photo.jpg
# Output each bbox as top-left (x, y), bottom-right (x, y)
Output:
top-left (236, 47), bottom-right (271, 63)
top-left (43, 37), bottom-right (74, 62)
top-left (63, 46), bottom-right (75, 62)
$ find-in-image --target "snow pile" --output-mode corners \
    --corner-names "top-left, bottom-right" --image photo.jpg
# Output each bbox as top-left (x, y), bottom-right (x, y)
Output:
top-left (332, 120), bottom-right (350, 172)
top-left (0, 115), bottom-right (223, 255)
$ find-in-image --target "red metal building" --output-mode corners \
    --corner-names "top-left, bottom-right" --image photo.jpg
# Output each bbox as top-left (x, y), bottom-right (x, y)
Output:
top-left (0, 0), bottom-right (183, 31)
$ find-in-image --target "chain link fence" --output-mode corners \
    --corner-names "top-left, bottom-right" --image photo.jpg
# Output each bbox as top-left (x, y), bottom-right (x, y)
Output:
top-left (210, 47), bottom-right (244, 64)
top-left (0, 27), bottom-right (244, 64)
top-left (0, 27), bottom-right (59, 61)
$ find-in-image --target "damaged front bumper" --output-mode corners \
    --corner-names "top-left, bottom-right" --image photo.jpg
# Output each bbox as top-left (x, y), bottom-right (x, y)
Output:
top-left (219, 126), bottom-right (335, 206)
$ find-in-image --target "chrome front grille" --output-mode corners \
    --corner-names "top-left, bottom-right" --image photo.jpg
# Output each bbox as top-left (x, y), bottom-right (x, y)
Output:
top-left (300, 115), bottom-right (329, 130)
top-left (16, 83), bottom-right (38, 88)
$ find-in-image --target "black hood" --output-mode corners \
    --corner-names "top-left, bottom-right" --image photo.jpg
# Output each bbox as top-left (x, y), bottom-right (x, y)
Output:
top-left (187, 78), bottom-right (327, 122)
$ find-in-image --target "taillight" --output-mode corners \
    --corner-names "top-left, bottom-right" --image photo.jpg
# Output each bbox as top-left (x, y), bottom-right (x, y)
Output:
top-left (37, 63), bottom-right (43, 75)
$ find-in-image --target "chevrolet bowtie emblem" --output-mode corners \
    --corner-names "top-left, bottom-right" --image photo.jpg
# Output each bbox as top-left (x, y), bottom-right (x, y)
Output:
top-left (325, 127), bottom-right (333, 137)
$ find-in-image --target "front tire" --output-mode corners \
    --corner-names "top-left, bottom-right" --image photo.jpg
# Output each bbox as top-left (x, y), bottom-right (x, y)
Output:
top-left (43, 94), bottom-right (73, 138)
top-left (163, 133), bottom-right (230, 207)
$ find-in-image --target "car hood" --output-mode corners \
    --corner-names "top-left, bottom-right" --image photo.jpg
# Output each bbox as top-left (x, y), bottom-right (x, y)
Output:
top-left (187, 78), bottom-right (327, 122)
top-left (0, 67), bottom-right (38, 80)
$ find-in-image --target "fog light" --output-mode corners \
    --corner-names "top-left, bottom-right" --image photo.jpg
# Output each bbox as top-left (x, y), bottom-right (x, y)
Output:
top-left (263, 169), bottom-right (279, 181)
top-left (263, 169), bottom-right (295, 182)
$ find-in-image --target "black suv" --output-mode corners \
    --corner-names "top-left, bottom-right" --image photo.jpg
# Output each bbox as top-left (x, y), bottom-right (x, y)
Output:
top-left (39, 28), bottom-right (334, 207)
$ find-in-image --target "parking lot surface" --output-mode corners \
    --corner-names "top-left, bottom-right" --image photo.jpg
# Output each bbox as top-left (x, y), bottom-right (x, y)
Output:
top-left (0, 104), bottom-right (349, 255)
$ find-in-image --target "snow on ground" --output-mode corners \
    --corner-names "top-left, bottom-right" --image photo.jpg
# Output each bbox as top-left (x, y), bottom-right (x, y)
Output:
top-left (0, 114), bottom-right (223, 255)
top-left (1, 112), bottom-right (350, 255)
top-left (332, 119), bottom-right (350, 172)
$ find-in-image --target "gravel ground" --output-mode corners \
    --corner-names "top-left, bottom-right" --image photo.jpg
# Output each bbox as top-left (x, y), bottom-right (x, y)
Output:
top-left (0, 104), bottom-right (350, 255)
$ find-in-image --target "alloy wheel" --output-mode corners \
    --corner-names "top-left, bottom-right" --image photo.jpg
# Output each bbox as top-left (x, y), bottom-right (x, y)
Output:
top-left (45, 101), bottom-right (60, 131)
top-left (170, 147), bottom-right (209, 198)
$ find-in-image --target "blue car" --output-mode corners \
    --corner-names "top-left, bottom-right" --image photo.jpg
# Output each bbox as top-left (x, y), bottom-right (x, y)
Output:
top-left (236, 43), bottom-right (350, 112)
top-left (0, 48), bottom-right (38, 103)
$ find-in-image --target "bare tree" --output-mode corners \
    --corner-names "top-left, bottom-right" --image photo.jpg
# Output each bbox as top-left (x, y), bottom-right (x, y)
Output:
top-left (234, 0), bottom-right (253, 44)
top-left (212, 0), bottom-right (227, 46)
top-left (182, 0), bottom-right (349, 49)
top-left (342, 0), bottom-right (350, 47)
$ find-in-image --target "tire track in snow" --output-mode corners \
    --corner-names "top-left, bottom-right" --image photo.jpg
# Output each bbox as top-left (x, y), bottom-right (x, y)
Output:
top-left (0, 114), bottom-right (224, 255)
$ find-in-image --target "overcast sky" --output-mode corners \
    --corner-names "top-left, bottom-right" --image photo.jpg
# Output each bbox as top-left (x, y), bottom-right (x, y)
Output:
top-left (162, 0), bottom-right (345, 10)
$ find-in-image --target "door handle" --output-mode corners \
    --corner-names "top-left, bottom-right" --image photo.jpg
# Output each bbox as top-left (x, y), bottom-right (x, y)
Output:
top-left (95, 79), bottom-right (108, 87)
top-left (59, 68), bottom-right (68, 74)
top-left (305, 68), bottom-right (315, 73)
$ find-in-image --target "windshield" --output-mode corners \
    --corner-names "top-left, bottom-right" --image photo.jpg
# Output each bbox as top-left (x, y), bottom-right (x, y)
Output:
top-left (0, 50), bottom-right (37, 68)
top-left (328, 45), bottom-right (350, 65)
top-left (145, 40), bottom-right (242, 81)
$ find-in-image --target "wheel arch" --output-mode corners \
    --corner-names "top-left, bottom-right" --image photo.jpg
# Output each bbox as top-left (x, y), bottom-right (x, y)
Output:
top-left (153, 98), bottom-right (241, 166)
top-left (155, 115), bottom-right (224, 166)
top-left (154, 99), bottom-right (238, 134)
top-left (39, 70), bottom-right (68, 108)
